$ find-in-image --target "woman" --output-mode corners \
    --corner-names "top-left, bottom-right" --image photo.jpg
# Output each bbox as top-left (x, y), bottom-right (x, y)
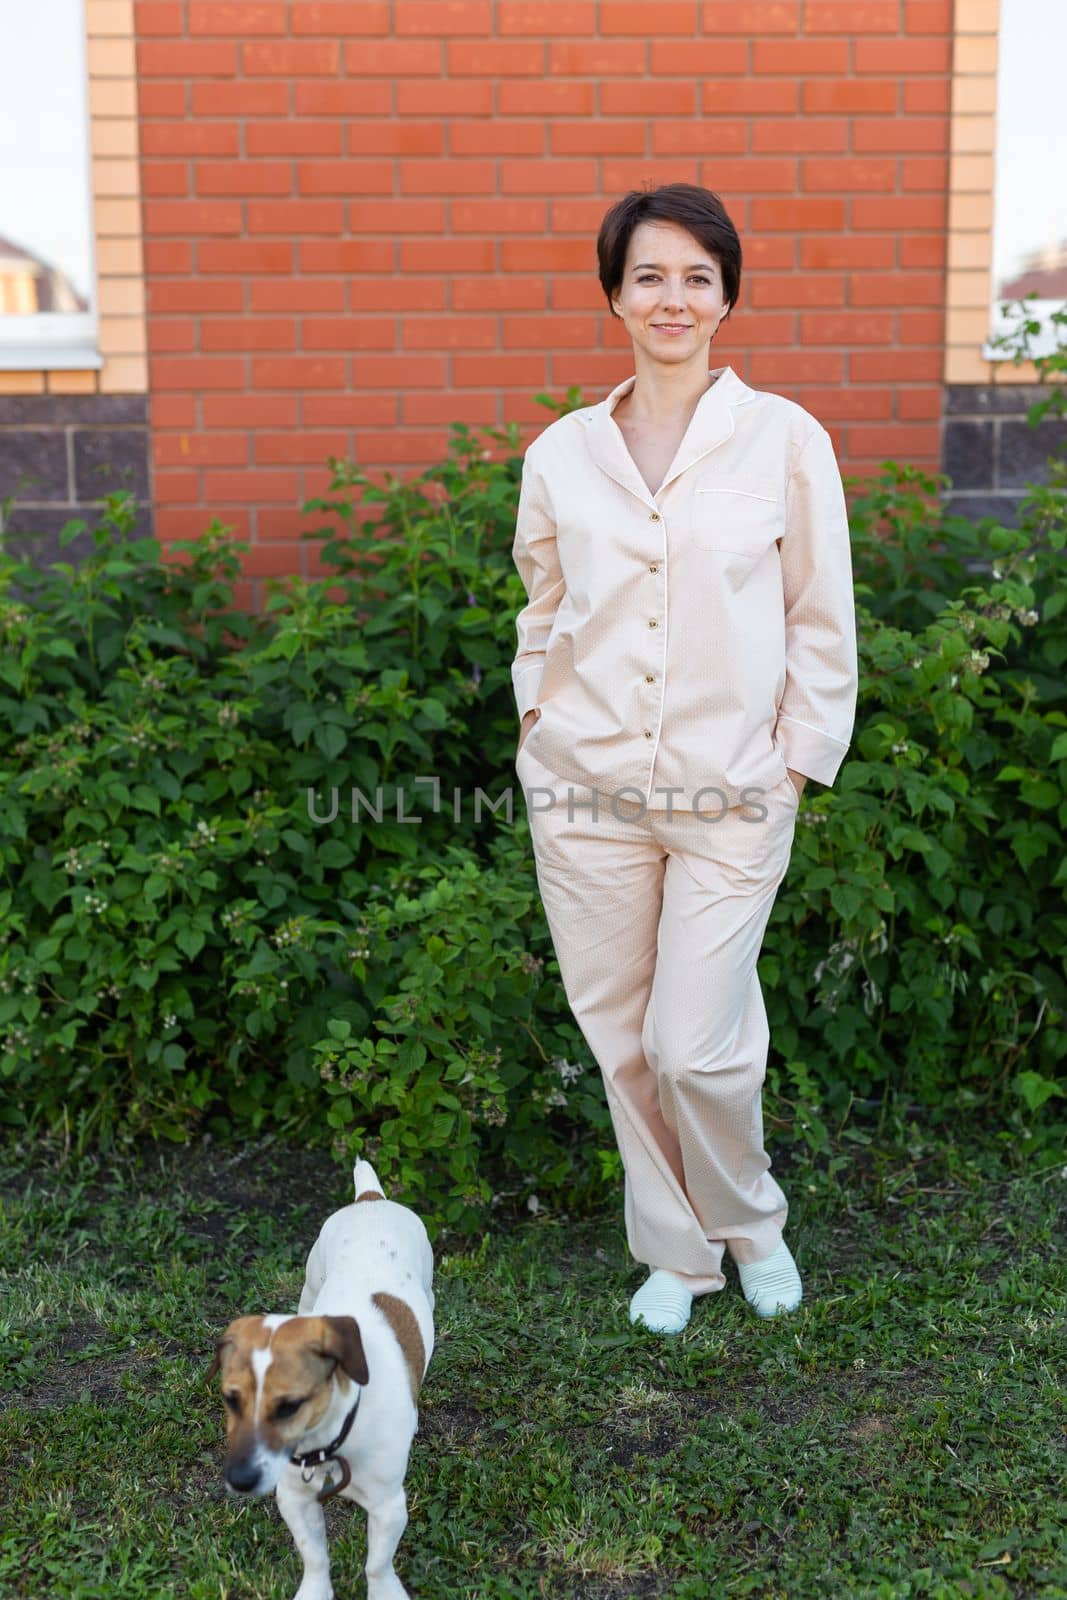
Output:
top-left (510, 183), bottom-right (858, 1334)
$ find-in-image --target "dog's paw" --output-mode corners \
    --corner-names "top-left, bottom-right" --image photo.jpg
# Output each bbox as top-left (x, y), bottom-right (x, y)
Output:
top-left (366, 1581), bottom-right (409, 1600)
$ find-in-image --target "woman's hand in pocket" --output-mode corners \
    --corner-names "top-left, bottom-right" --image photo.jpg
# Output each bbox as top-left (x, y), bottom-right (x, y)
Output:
top-left (517, 707), bottom-right (540, 757)
top-left (786, 766), bottom-right (806, 802)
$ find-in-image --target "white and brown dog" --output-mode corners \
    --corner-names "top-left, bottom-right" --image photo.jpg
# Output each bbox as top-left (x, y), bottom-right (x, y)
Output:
top-left (208, 1158), bottom-right (435, 1600)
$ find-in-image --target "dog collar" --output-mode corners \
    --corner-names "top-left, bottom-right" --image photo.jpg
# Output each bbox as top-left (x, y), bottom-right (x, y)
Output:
top-left (290, 1391), bottom-right (361, 1503)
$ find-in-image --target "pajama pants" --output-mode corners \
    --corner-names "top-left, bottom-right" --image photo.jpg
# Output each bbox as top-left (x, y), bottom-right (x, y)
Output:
top-left (515, 740), bottom-right (800, 1295)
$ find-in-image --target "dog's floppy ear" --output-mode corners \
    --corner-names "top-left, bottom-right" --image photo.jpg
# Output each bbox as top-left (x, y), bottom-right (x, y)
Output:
top-left (205, 1333), bottom-right (232, 1384)
top-left (314, 1315), bottom-right (369, 1386)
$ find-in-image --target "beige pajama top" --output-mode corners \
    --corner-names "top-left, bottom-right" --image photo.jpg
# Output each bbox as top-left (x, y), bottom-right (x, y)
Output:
top-left (509, 364), bottom-right (859, 809)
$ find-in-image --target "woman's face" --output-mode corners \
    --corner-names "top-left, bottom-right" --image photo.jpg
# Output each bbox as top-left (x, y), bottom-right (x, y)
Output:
top-left (610, 219), bottom-right (729, 368)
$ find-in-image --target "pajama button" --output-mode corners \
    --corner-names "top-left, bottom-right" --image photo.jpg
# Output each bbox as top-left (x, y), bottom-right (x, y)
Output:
top-left (650, 512), bottom-right (660, 521)
top-left (644, 729), bottom-right (653, 738)
top-left (649, 563), bottom-right (659, 573)
top-left (649, 618), bottom-right (658, 627)
top-left (645, 673), bottom-right (654, 682)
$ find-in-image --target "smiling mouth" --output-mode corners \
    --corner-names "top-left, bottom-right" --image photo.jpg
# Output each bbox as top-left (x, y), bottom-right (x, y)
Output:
top-left (652, 324), bottom-right (692, 330)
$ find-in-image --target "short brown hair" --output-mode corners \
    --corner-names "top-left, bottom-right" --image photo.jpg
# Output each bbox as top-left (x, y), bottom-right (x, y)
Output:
top-left (597, 182), bottom-right (743, 322)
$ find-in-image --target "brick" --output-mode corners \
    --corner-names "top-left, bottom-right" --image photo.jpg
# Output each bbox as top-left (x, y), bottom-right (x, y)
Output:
top-left (247, 200), bottom-right (345, 234)
top-left (854, 39), bottom-right (951, 72)
top-left (803, 158), bottom-right (897, 191)
top-left (203, 393), bottom-right (299, 427)
top-left (151, 396), bottom-right (198, 428)
top-left (652, 40), bottom-right (748, 73)
top-left (453, 121), bottom-right (540, 156)
top-left (447, 40), bottom-right (546, 75)
top-left (600, 82), bottom-right (696, 114)
top-left (46, 372), bottom-right (99, 396)
top-left (245, 122), bottom-right (343, 155)
top-left (134, 2), bottom-right (184, 35)
top-left (197, 240), bottom-right (295, 273)
top-left (152, 357), bottom-right (246, 390)
top-left (350, 354), bottom-right (447, 388)
top-left (304, 393), bottom-right (399, 424)
top-left (601, 0), bottom-right (696, 29)
top-left (298, 240), bottom-right (393, 272)
top-left (250, 357), bottom-right (346, 388)
top-left (149, 320), bottom-right (197, 352)
top-left (203, 469), bottom-right (300, 502)
top-left (294, 81), bottom-right (392, 115)
top-left (142, 163), bottom-right (190, 197)
top-left (754, 39), bottom-right (850, 72)
top-left (154, 471), bottom-right (202, 504)
top-left (254, 432), bottom-right (348, 463)
top-left (854, 118), bottom-right (948, 153)
top-left (297, 161), bottom-right (392, 195)
top-left (153, 433), bottom-right (249, 465)
top-left (301, 319), bottom-right (396, 350)
top-left (196, 161), bottom-right (293, 196)
top-left (138, 83), bottom-right (187, 115)
top-left (191, 81), bottom-right (289, 115)
top-left (138, 40), bottom-right (238, 75)
top-left (499, 81), bottom-right (595, 114)
top-left (260, 507), bottom-right (318, 542)
top-left (201, 319), bottom-right (297, 351)
top-left (188, 4), bottom-right (287, 35)
top-left (501, 1), bottom-right (596, 34)
top-left (550, 39), bottom-right (644, 75)
top-left (394, 80), bottom-right (491, 115)
top-left (342, 40), bottom-right (440, 74)
top-left (249, 278), bottom-right (346, 311)
top-left (149, 281), bottom-right (245, 313)
top-left (243, 40), bottom-right (339, 75)
top-left (291, 2), bottom-right (390, 33)
top-left (805, 0), bottom-right (898, 28)
top-left (340, 277), bottom-right (443, 310)
top-left (239, 542), bottom-right (307, 576)
top-left (346, 122), bottom-right (445, 155)
top-left (395, 0), bottom-right (492, 33)
top-left (500, 158), bottom-right (596, 193)
top-left (141, 123), bottom-right (239, 155)
top-left (404, 316), bottom-right (497, 350)
top-left (145, 240), bottom-right (192, 272)
top-left (144, 200), bottom-right (242, 234)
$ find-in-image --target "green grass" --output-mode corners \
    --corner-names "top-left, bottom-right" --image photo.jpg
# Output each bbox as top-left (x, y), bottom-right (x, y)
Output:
top-left (0, 1116), bottom-right (1063, 1600)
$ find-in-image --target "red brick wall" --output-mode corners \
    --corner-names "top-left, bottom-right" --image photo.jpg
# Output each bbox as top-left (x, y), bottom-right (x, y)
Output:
top-left (135, 0), bottom-right (953, 607)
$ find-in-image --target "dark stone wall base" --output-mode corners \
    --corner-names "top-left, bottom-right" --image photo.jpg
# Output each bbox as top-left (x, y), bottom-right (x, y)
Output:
top-left (0, 394), bottom-right (153, 568)
top-left (942, 382), bottom-right (1065, 527)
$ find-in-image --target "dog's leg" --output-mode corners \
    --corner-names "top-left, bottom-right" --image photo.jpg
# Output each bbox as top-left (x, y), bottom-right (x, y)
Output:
top-left (364, 1487), bottom-right (411, 1600)
top-left (276, 1475), bottom-right (333, 1600)
top-left (297, 1239), bottom-right (324, 1316)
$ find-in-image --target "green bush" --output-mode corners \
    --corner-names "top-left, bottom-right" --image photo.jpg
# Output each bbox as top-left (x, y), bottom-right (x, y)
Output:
top-left (1, 331), bottom-right (1064, 1235)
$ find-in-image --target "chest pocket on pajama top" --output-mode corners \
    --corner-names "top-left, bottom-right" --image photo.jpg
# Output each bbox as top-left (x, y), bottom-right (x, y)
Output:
top-left (692, 475), bottom-right (785, 556)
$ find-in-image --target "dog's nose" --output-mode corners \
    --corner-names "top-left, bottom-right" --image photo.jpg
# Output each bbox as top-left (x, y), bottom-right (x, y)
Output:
top-left (225, 1461), bottom-right (262, 1494)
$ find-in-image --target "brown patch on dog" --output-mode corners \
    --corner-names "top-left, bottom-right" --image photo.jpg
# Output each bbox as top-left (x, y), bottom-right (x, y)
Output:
top-left (372, 1291), bottom-right (425, 1404)
top-left (355, 1190), bottom-right (385, 1203)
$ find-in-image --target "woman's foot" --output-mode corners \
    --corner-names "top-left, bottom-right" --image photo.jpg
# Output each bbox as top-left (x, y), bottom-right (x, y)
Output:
top-left (735, 1237), bottom-right (803, 1317)
top-left (628, 1268), bottom-right (694, 1334)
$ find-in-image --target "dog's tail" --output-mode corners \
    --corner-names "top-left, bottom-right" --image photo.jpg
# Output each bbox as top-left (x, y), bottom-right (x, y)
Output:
top-left (353, 1158), bottom-right (386, 1204)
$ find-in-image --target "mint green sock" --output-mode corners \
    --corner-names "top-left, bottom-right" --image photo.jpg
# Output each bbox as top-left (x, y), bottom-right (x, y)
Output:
top-left (628, 1268), bottom-right (693, 1334)
top-left (735, 1238), bottom-right (802, 1318)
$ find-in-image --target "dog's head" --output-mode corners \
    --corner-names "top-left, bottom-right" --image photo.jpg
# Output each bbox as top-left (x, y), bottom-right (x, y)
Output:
top-left (207, 1313), bottom-right (369, 1496)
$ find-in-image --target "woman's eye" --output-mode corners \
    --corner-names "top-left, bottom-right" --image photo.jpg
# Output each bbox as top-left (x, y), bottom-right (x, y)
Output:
top-left (638, 275), bottom-right (711, 284)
